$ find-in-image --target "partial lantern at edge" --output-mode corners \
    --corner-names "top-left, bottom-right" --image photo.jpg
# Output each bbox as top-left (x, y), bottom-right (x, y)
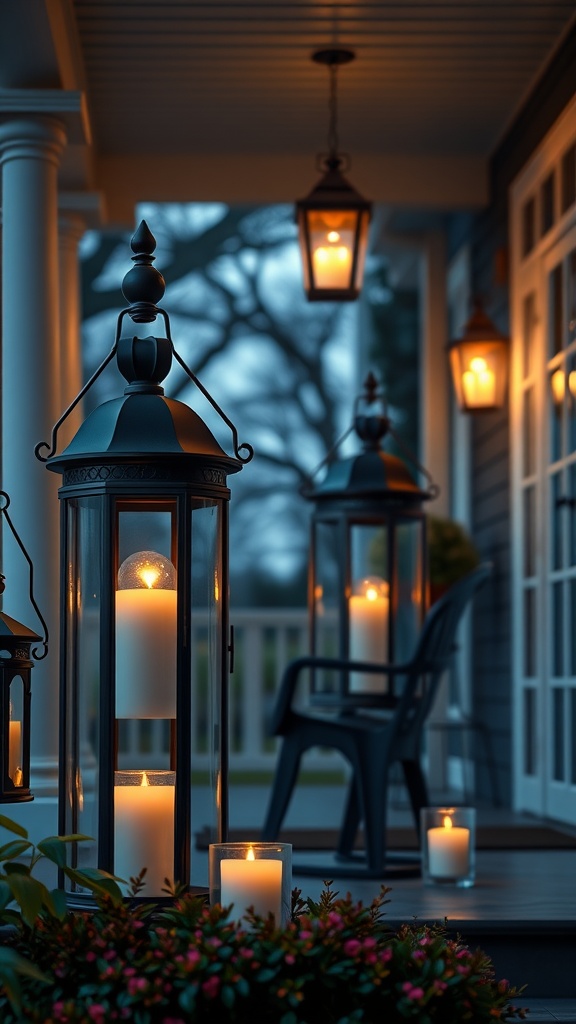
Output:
top-left (305, 374), bottom-right (437, 705)
top-left (447, 302), bottom-right (509, 412)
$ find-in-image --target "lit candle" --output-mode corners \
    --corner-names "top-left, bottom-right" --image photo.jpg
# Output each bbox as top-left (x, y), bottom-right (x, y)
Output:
top-left (349, 577), bottom-right (389, 692)
top-left (115, 551), bottom-right (177, 718)
top-left (427, 814), bottom-right (470, 879)
top-left (312, 231), bottom-right (352, 289)
top-left (114, 771), bottom-right (174, 895)
top-left (220, 845), bottom-right (282, 921)
top-left (8, 720), bottom-right (21, 783)
top-left (462, 357), bottom-right (496, 407)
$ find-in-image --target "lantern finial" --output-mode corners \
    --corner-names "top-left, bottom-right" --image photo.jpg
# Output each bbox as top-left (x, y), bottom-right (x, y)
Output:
top-left (122, 220), bottom-right (166, 322)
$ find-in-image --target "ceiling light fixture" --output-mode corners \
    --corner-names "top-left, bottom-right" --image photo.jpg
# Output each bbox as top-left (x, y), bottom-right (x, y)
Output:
top-left (296, 48), bottom-right (372, 302)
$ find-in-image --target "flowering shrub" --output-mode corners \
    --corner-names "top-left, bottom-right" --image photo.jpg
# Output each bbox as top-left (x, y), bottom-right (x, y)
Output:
top-left (0, 815), bottom-right (527, 1023)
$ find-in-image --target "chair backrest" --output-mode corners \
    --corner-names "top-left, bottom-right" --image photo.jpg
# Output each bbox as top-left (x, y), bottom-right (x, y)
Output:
top-left (392, 563), bottom-right (491, 739)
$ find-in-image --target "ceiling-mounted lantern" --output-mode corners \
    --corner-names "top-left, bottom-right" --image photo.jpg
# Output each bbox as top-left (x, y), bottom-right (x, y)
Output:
top-left (447, 302), bottom-right (509, 412)
top-left (296, 48), bottom-right (372, 301)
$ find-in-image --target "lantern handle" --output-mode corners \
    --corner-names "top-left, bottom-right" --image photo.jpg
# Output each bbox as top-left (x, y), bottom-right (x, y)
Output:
top-left (161, 310), bottom-right (254, 465)
top-left (385, 421), bottom-right (440, 500)
top-left (0, 491), bottom-right (49, 660)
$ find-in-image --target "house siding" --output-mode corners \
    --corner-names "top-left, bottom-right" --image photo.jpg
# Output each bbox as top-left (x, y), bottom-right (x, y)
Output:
top-left (448, 24), bottom-right (576, 805)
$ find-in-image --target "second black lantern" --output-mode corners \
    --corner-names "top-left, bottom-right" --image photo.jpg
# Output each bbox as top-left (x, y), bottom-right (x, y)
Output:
top-left (305, 374), bottom-right (437, 705)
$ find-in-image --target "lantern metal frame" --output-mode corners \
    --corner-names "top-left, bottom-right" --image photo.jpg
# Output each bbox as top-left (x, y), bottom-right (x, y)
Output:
top-left (0, 490), bottom-right (48, 803)
top-left (447, 301), bottom-right (509, 412)
top-left (37, 222), bottom-right (252, 904)
top-left (296, 48), bottom-right (372, 302)
top-left (304, 374), bottom-right (437, 707)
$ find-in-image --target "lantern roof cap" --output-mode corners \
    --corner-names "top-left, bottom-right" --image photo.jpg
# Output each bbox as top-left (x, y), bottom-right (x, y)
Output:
top-left (0, 611), bottom-right (42, 643)
top-left (305, 372), bottom-right (437, 505)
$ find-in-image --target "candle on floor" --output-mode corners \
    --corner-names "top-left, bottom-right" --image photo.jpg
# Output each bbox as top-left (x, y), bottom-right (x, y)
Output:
top-left (114, 771), bottom-right (174, 895)
top-left (115, 551), bottom-right (177, 718)
top-left (220, 845), bottom-right (283, 921)
top-left (427, 813), bottom-right (470, 879)
top-left (349, 577), bottom-right (389, 692)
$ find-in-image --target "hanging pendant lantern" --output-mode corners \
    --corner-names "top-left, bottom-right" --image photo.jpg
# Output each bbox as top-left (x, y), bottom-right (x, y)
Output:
top-left (36, 221), bottom-right (252, 905)
top-left (447, 301), bottom-right (509, 412)
top-left (0, 491), bottom-right (48, 803)
top-left (305, 373), bottom-right (437, 705)
top-left (296, 49), bottom-right (372, 301)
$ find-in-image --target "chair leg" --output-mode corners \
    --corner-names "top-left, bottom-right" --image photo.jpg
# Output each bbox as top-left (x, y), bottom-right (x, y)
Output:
top-left (336, 773), bottom-right (363, 859)
top-left (401, 759), bottom-right (429, 839)
top-left (359, 753), bottom-right (389, 875)
top-left (261, 737), bottom-right (303, 841)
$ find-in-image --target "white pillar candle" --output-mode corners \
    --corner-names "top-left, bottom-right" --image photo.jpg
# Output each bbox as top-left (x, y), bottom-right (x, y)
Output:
top-left (349, 581), bottom-right (389, 693)
top-left (312, 241), bottom-right (352, 289)
top-left (462, 357), bottom-right (496, 407)
top-left (220, 846), bottom-right (282, 921)
top-left (8, 720), bottom-right (22, 782)
top-left (115, 588), bottom-right (177, 718)
top-left (114, 771), bottom-right (174, 895)
top-left (427, 814), bottom-right (470, 878)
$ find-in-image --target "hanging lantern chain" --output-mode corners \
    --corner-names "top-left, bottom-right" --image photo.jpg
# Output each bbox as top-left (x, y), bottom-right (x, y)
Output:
top-left (327, 60), bottom-right (340, 159)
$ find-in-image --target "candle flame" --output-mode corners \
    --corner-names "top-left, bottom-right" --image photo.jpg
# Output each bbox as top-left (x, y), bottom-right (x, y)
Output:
top-left (141, 772), bottom-right (150, 788)
top-left (365, 586), bottom-right (379, 601)
top-left (327, 230), bottom-right (340, 243)
top-left (470, 356), bottom-right (488, 374)
top-left (246, 846), bottom-right (255, 861)
top-left (443, 815), bottom-right (453, 830)
top-left (140, 567), bottom-right (160, 589)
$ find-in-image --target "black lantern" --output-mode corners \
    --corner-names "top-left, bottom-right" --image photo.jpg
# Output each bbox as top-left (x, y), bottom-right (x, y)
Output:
top-left (0, 491), bottom-right (48, 803)
top-left (296, 49), bottom-right (372, 302)
top-left (447, 301), bottom-right (509, 412)
top-left (305, 374), bottom-right (437, 704)
top-left (36, 222), bottom-right (252, 904)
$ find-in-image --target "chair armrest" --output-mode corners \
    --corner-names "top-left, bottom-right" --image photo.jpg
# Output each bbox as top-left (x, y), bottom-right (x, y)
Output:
top-left (269, 654), bottom-right (412, 736)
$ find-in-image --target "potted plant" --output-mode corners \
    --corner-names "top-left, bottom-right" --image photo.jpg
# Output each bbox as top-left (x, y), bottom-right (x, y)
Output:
top-left (427, 515), bottom-right (481, 604)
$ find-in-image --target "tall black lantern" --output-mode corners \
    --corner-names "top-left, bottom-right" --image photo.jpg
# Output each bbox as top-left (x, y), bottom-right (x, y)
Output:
top-left (306, 374), bottom-right (437, 703)
top-left (0, 491), bottom-right (48, 803)
top-left (37, 222), bottom-right (252, 904)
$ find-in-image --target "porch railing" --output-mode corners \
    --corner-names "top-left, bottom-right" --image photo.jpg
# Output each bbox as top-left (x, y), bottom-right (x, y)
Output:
top-left (118, 607), bottom-right (346, 775)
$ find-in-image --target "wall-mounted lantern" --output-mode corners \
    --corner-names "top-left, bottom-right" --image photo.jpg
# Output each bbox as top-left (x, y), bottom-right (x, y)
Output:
top-left (447, 302), bottom-right (509, 412)
top-left (304, 373), bottom-right (437, 704)
top-left (0, 491), bottom-right (48, 804)
top-left (36, 222), bottom-right (252, 904)
top-left (296, 48), bottom-right (372, 301)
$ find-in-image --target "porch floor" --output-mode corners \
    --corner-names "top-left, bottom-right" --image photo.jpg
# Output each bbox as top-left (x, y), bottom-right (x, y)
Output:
top-left (193, 782), bottom-right (576, 1016)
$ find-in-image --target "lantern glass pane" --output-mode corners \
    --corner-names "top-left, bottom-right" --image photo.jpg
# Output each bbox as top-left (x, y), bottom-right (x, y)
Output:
top-left (307, 209), bottom-right (357, 290)
top-left (8, 677), bottom-right (24, 787)
top-left (190, 501), bottom-right (222, 863)
top-left (395, 520), bottom-right (424, 662)
top-left (63, 497), bottom-right (101, 877)
top-left (312, 519), bottom-right (341, 660)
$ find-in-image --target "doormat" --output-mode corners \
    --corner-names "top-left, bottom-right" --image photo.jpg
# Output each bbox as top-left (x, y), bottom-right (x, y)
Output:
top-left (195, 825), bottom-right (576, 852)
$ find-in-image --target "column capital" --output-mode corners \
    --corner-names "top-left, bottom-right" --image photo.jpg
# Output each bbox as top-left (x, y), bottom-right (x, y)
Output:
top-left (0, 116), bottom-right (68, 168)
top-left (0, 89), bottom-right (90, 145)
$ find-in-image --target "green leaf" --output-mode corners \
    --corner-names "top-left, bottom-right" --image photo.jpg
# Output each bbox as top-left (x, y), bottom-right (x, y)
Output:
top-left (5, 873), bottom-right (48, 927)
top-left (36, 838), bottom-right (68, 869)
top-left (45, 887), bottom-right (68, 920)
top-left (63, 867), bottom-right (123, 905)
top-left (3, 863), bottom-right (30, 876)
top-left (0, 815), bottom-right (28, 840)
top-left (0, 947), bottom-right (49, 982)
top-left (221, 985), bottom-right (236, 1009)
top-left (0, 840), bottom-right (34, 862)
top-left (0, 880), bottom-right (13, 911)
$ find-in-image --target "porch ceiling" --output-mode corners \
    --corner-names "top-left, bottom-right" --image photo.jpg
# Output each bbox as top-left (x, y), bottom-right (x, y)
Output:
top-left (2, 1), bottom-right (576, 223)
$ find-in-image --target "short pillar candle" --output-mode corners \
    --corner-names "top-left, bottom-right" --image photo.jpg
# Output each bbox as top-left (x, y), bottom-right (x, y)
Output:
top-left (421, 807), bottom-right (476, 887)
top-left (209, 842), bottom-right (292, 925)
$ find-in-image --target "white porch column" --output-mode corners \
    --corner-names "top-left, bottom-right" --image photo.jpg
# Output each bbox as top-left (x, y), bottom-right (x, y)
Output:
top-left (0, 94), bottom-right (87, 840)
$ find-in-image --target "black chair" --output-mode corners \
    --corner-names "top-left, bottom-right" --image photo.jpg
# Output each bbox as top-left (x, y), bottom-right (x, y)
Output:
top-left (261, 564), bottom-right (490, 878)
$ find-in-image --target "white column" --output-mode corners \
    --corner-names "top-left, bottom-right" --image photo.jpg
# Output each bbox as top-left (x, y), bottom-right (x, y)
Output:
top-left (0, 116), bottom-right (67, 832)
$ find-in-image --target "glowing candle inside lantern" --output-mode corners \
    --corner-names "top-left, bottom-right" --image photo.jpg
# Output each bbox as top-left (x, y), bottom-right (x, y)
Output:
top-left (220, 845), bottom-right (282, 921)
top-left (115, 550), bottom-right (177, 718)
top-left (462, 357), bottom-right (496, 408)
top-left (114, 771), bottom-right (174, 895)
top-left (427, 814), bottom-right (470, 879)
top-left (312, 231), bottom-right (352, 289)
top-left (8, 720), bottom-right (21, 783)
top-left (349, 577), bottom-right (389, 692)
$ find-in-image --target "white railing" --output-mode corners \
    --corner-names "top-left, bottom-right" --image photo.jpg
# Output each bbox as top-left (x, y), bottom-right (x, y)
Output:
top-left (119, 607), bottom-right (345, 774)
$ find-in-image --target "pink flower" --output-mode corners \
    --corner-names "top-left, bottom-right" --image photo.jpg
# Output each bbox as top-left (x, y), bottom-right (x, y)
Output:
top-left (87, 1006), bottom-right (107, 1023)
top-left (381, 948), bottom-right (393, 962)
top-left (327, 911), bottom-right (343, 927)
top-left (186, 949), bottom-right (201, 966)
top-left (85, 951), bottom-right (97, 963)
top-left (343, 939), bottom-right (362, 957)
top-left (239, 947), bottom-right (254, 959)
top-left (127, 976), bottom-right (148, 996)
top-left (412, 949), bottom-right (426, 961)
top-left (402, 982), bottom-right (424, 1000)
top-left (202, 975), bottom-right (221, 999)
top-left (434, 980), bottom-right (447, 992)
top-left (284, 953), bottom-right (295, 965)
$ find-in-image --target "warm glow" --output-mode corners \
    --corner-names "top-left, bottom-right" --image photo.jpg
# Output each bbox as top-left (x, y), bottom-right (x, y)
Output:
top-left (462, 359), bottom-right (496, 407)
top-left (141, 772), bottom-right (149, 788)
top-left (365, 586), bottom-right (379, 601)
top-left (315, 245), bottom-right (349, 264)
top-left (327, 230), bottom-right (340, 242)
top-left (246, 846), bottom-right (255, 862)
top-left (470, 356), bottom-right (487, 373)
top-left (443, 815), bottom-right (453, 830)
top-left (140, 567), bottom-right (160, 589)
